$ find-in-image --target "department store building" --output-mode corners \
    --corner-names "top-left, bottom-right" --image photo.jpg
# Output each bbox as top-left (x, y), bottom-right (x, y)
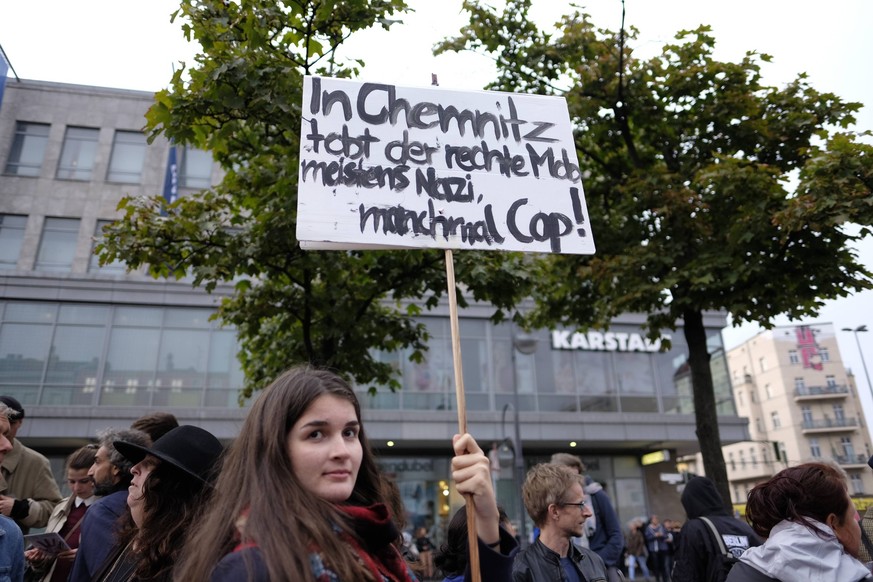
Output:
top-left (0, 78), bottom-right (750, 532)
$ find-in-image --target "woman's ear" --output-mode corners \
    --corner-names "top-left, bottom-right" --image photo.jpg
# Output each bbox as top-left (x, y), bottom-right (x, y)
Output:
top-left (826, 512), bottom-right (839, 529)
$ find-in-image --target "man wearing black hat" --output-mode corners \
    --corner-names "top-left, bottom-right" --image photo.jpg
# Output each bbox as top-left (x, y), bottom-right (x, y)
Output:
top-left (0, 395), bottom-right (62, 533)
top-left (92, 425), bottom-right (223, 581)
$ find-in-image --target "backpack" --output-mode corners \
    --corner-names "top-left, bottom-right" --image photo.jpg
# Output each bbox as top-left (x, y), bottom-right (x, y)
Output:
top-left (699, 516), bottom-right (739, 582)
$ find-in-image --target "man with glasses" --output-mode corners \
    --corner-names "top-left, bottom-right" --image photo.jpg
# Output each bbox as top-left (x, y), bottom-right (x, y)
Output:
top-left (551, 452), bottom-right (624, 581)
top-left (512, 463), bottom-right (613, 581)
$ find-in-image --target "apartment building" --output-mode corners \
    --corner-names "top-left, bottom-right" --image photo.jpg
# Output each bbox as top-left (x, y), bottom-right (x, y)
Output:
top-left (724, 323), bottom-right (873, 506)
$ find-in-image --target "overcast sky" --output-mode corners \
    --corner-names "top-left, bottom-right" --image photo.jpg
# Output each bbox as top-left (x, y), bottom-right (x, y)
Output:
top-left (2, 0), bottom-right (872, 411)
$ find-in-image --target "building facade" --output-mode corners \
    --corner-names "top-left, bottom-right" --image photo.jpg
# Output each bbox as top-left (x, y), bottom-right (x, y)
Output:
top-left (724, 323), bottom-right (873, 508)
top-left (0, 78), bottom-right (752, 533)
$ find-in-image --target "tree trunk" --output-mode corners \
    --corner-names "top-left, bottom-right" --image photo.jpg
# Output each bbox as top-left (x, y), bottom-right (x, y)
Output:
top-left (683, 308), bottom-right (733, 513)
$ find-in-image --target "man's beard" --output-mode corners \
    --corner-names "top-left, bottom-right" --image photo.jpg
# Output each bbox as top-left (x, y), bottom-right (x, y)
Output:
top-left (93, 478), bottom-right (117, 496)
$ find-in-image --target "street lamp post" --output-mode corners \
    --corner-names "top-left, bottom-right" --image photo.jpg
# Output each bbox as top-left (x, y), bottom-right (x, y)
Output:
top-left (842, 325), bottom-right (873, 401)
top-left (509, 324), bottom-right (536, 548)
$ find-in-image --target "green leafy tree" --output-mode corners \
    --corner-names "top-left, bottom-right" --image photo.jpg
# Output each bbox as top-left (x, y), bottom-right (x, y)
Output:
top-left (439, 0), bottom-right (872, 508)
top-left (98, 0), bottom-right (532, 400)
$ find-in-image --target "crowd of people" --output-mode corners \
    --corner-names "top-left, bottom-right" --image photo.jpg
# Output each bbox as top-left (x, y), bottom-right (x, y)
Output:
top-left (0, 371), bottom-right (872, 581)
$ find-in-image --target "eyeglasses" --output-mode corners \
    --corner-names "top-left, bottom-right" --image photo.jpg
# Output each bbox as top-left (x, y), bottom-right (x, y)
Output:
top-left (560, 501), bottom-right (588, 509)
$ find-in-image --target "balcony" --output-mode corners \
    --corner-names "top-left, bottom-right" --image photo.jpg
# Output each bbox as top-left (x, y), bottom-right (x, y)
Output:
top-left (794, 384), bottom-right (849, 401)
top-left (801, 417), bottom-right (858, 434)
top-left (833, 454), bottom-right (869, 468)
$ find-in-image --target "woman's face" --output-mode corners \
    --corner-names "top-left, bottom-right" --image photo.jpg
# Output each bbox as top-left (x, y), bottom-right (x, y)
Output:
top-left (287, 394), bottom-right (363, 504)
top-left (830, 491), bottom-right (861, 558)
top-left (66, 467), bottom-right (94, 499)
top-left (128, 455), bottom-right (159, 527)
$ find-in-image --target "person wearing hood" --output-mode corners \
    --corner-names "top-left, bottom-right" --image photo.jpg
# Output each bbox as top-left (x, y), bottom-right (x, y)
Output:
top-left (671, 476), bottom-right (761, 581)
top-left (726, 462), bottom-right (873, 582)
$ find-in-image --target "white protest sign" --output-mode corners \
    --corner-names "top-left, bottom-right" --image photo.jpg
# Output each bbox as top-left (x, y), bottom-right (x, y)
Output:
top-left (296, 76), bottom-right (595, 254)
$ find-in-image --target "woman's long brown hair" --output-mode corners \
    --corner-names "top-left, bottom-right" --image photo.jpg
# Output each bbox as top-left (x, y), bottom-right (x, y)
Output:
top-left (173, 367), bottom-right (385, 581)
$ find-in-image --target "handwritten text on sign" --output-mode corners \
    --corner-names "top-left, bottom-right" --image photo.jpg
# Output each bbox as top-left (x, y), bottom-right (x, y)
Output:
top-left (296, 76), bottom-right (595, 254)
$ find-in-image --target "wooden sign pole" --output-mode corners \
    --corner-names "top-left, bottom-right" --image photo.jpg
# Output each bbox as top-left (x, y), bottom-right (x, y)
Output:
top-left (444, 248), bottom-right (481, 582)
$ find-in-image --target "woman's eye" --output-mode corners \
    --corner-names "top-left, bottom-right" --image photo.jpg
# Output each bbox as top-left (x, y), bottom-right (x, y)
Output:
top-left (343, 428), bottom-right (358, 438)
top-left (307, 430), bottom-right (323, 439)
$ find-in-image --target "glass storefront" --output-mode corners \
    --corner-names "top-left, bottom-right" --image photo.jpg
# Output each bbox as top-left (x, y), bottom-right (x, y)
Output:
top-left (360, 317), bottom-right (735, 416)
top-left (0, 302), bottom-right (734, 417)
top-left (0, 301), bottom-right (243, 407)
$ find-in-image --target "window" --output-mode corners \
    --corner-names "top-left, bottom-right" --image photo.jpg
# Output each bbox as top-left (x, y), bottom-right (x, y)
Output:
top-left (794, 377), bottom-right (805, 391)
top-left (739, 450), bottom-right (746, 468)
top-left (35, 218), bottom-right (80, 272)
top-left (755, 417), bottom-right (764, 433)
top-left (0, 301), bottom-right (243, 407)
top-left (737, 391), bottom-right (744, 406)
top-left (0, 215), bottom-right (27, 270)
top-left (833, 404), bottom-right (845, 421)
top-left (750, 390), bottom-right (757, 403)
top-left (826, 375), bottom-right (837, 388)
top-left (729, 452), bottom-right (735, 470)
top-left (809, 438), bottom-right (821, 458)
top-left (851, 473), bottom-right (864, 495)
top-left (179, 147), bottom-right (213, 188)
top-left (771, 411), bottom-right (781, 429)
top-left (764, 384), bottom-right (772, 399)
top-left (788, 350), bottom-right (799, 364)
top-left (56, 126), bottom-right (99, 180)
top-left (801, 406), bottom-right (813, 423)
top-left (820, 347), bottom-right (830, 362)
top-left (4, 122), bottom-right (50, 176)
top-left (759, 357), bottom-right (766, 372)
top-left (841, 437), bottom-right (855, 458)
top-left (750, 447), bottom-right (757, 467)
top-left (89, 220), bottom-right (127, 274)
top-left (107, 130), bottom-right (147, 183)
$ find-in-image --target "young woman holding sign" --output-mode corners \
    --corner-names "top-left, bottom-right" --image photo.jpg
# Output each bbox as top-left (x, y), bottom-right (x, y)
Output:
top-left (174, 366), bottom-right (516, 581)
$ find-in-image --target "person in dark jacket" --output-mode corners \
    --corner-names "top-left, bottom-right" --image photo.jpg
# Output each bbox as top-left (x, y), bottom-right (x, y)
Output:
top-left (671, 476), bottom-right (762, 581)
top-left (513, 463), bottom-right (611, 581)
top-left (436, 506), bottom-right (519, 582)
top-left (68, 427), bottom-right (150, 582)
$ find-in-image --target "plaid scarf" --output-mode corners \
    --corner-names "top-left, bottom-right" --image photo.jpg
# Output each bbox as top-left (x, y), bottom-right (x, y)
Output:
top-left (234, 503), bottom-right (416, 582)
top-left (329, 503), bottom-right (416, 582)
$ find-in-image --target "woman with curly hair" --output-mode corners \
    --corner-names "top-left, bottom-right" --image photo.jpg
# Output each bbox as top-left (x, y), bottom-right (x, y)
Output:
top-left (93, 425), bottom-right (223, 581)
top-left (726, 462), bottom-right (873, 581)
top-left (173, 365), bottom-right (517, 581)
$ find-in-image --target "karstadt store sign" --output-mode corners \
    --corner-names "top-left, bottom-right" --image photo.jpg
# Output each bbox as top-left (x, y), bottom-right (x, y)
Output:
top-left (551, 330), bottom-right (670, 352)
